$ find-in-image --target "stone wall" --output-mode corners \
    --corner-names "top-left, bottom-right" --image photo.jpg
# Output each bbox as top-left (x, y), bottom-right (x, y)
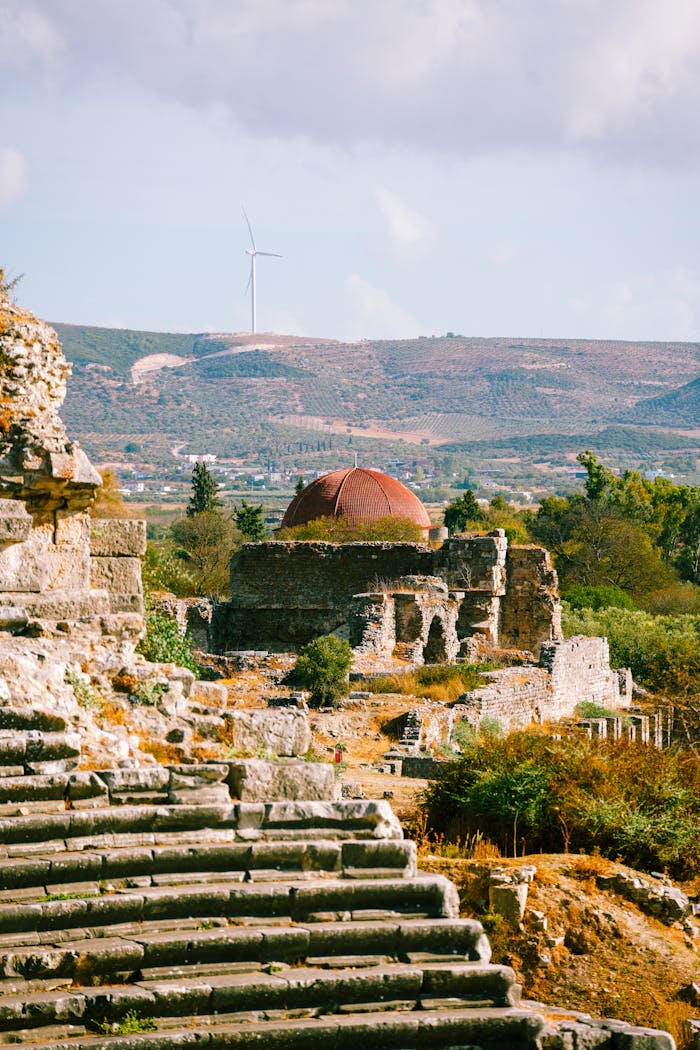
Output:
top-left (541, 634), bottom-right (624, 714)
top-left (0, 294), bottom-right (145, 631)
top-left (90, 519), bottom-right (146, 614)
top-left (500, 545), bottom-right (562, 655)
top-left (452, 634), bottom-right (627, 734)
top-left (350, 576), bottom-right (460, 666)
top-left (226, 541), bottom-right (432, 649)
top-left (225, 533), bottom-right (561, 655)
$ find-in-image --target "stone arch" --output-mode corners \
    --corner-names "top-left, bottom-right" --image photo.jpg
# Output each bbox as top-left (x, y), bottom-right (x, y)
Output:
top-left (423, 615), bottom-right (447, 664)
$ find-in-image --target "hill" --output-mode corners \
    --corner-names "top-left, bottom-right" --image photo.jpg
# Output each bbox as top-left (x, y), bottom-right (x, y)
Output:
top-left (55, 323), bottom-right (700, 489)
top-left (628, 375), bottom-right (700, 427)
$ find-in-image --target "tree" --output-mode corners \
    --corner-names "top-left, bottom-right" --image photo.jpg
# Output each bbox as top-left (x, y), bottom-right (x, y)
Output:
top-left (443, 491), bottom-right (484, 534)
top-left (293, 633), bottom-right (353, 706)
top-left (187, 463), bottom-right (220, 517)
top-left (91, 469), bottom-right (129, 519)
top-left (234, 500), bottom-right (265, 540)
top-left (295, 475), bottom-right (305, 495)
top-left (171, 510), bottom-right (241, 596)
top-left (277, 514), bottom-right (425, 542)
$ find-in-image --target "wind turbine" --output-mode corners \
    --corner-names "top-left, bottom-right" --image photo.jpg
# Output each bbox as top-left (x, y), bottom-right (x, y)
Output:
top-left (242, 207), bottom-right (281, 334)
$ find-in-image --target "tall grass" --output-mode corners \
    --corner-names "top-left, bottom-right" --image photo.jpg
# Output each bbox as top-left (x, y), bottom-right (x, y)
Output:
top-left (357, 662), bottom-right (493, 703)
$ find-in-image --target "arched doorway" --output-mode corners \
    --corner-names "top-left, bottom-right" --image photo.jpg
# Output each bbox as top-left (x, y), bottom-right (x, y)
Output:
top-left (423, 616), bottom-right (447, 664)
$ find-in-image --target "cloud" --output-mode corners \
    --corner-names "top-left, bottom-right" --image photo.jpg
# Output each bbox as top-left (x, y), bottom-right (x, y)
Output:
top-left (489, 241), bottom-right (522, 266)
top-left (0, 148), bottom-right (27, 206)
top-left (343, 274), bottom-right (424, 339)
top-left (569, 267), bottom-right (700, 340)
top-left (6, 1), bottom-right (700, 165)
top-left (374, 187), bottom-right (436, 259)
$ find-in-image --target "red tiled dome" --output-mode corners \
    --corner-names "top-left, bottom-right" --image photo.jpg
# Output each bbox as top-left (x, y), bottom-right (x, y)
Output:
top-left (281, 467), bottom-right (431, 531)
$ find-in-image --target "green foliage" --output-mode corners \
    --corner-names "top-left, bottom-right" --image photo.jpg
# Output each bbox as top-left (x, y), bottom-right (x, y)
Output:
top-left (575, 701), bottom-right (620, 719)
top-left (65, 669), bottom-right (101, 710)
top-left (423, 731), bottom-right (700, 876)
top-left (54, 323), bottom-right (200, 377)
top-left (277, 514), bottom-right (426, 543)
top-left (295, 475), bottom-right (305, 495)
top-left (191, 350), bottom-right (307, 379)
top-left (563, 583), bottom-right (637, 611)
top-left (171, 509), bottom-right (241, 597)
top-left (444, 491), bottom-right (484, 534)
top-left (141, 542), bottom-right (197, 597)
top-left (187, 462), bottom-right (221, 517)
top-left (293, 633), bottom-right (353, 706)
top-left (136, 604), bottom-right (200, 675)
top-left (234, 500), bottom-right (266, 540)
top-left (129, 681), bottom-right (167, 707)
top-left (97, 1012), bottom-right (157, 1036)
top-left (562, 602), bottom-right (700, 694)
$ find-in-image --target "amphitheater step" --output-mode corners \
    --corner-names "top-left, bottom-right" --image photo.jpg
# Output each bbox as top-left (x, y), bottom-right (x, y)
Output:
top-left (0, 1005), bottom-right (545, 1048)
top-left (0, 916), bottom-right (488, 984)
top-left (0, 839), bottom-right (416, 892)
top-left (0, 963), bottom-right (520, 1036)
top-left (0, 799), bottom-right (404, 850)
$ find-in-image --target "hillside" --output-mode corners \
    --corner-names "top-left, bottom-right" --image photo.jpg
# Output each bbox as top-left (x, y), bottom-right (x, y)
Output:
top-left (629, 375), bottom-right (700, 427)
top-left (55, 323), bottom-right (700, 487)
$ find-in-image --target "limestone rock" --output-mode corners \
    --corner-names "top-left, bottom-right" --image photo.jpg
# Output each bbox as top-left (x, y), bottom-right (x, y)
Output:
top-left (226, 709), bottom-right (311, 757)
top-left (227, 759), bottom-right (336, 802)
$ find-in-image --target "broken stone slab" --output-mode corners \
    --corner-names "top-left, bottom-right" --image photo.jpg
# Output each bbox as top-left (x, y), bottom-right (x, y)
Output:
top-left (260, 800), bottom-right (404, 840)
top-left (89, 519), bottom-right (147, 558)
top-left (489, 883), bottom-right (528, 928)
top-left (99, 767), bottom-right (171, 794)
top-left (225, 709), bottom-right (311, 758)
top-left (227, 760), bottom-right (335, 803)
top-left (0, 606), bottom-right (28, 633)
top-left (191, 681), bottom-right (228, 705)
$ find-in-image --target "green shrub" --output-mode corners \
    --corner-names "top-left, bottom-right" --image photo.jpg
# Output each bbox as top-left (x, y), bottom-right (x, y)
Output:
top-left (136, 604), bottom-right (200, 675)
top-left (563, 584), bottom-right (636, 611)
top-left (575, 701), bottom-right (620, 719)
top-left (293, 634), bottom-right (353, 706)
top-left (129, 681), bottom-right (167, 707)
top-left (423, 731), bottom-right (700, 876)
top-left (562, 603), bottom-right (700, 694)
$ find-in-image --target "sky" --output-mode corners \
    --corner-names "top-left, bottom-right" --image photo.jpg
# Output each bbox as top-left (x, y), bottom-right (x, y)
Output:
top-left (3, 0), bottom-right (700, 343)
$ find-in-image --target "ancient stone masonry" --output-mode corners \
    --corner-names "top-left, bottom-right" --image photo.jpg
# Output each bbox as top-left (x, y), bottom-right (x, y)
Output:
top-left (0, 295), bottom-right (142, 626)
top-left (452, 635), bottom-right (627, 734)
top-left (221, 531), bottom-right (562, 657)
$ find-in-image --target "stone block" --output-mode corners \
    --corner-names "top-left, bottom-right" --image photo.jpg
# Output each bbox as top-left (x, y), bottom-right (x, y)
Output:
top-left (227, 760), bottom-right (335, 802)
top-left (191, 680), bottom-right (228, 705)
top-left (0, 499), bottom-right (32, 546)
top-left (226, 709), bottom-right (311, 758)
top-left (489, 882), bottom-right (528, 927)
top-left (90, 519), bottom-right (147, 557)
top-left (89, 556), bottom-right (143, 597)
top-left (54, 509), bottom-right (90, 546)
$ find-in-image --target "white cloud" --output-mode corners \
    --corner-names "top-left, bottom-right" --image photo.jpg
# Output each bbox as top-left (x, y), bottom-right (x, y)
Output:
top-left (0, 2), bottom-right (64, 71)
top-left (374, 187), bottom-right (437, 259)
top-left (9, 1), bottom-right (700, 165)
top-left (591, 267), bottom-right (700, 340)
top-left (489, 241), bottom-right (522, 266)
top-left (0, 148), bottom-right (27, 206)
top-left (343, 274), bottom-right (424, 339)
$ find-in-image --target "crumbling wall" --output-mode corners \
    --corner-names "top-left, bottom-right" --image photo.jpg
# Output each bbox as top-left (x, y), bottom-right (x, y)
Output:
top-left (500, 545), bottom-right (562, 655)
top-left (228, 541), bottom-right (432, 648)
top-left (452, 634), bottom-right (627, 735)
top-left (350, 576), bottom-right (460, 665)
top-left (0, 294), bottom-right (144, 629)
top-left (540, 635), bottom-right (623, 715)
top-left (225, 534), bottom-right (562, 656)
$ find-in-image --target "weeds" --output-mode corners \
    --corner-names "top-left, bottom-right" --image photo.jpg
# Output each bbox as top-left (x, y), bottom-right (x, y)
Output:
top-left (66, 669), bottom-right (102, 711)
top-left (357, 662), bottom-right (493, 703)
top-left (96, 1012), bottom-right (157, 1036)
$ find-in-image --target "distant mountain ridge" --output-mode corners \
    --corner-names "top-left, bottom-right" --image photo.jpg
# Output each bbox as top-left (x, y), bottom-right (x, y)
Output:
top-left (53, 322), bottom-right (700, 478)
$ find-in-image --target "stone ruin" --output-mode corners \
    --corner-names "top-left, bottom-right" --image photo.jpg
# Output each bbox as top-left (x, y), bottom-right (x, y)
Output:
top-left (191, 532), bottom-right (562, 660)
top-left (0, 293), bottom-right (675, 1047)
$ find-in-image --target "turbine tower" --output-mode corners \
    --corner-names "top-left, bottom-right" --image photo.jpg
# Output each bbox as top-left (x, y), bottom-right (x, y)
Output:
top-left (242, 206), bottom-right (281, 334)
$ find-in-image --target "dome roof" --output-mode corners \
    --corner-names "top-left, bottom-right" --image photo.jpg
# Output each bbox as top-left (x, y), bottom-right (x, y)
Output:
top-left (281, 467), bottom-right (431, 531)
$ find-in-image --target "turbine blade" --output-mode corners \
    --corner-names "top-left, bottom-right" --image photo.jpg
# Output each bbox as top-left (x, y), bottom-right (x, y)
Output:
top-left (241, 205), bottom-right (256, 251)
top-left (257, 251), bottom-right (282, 258)
top-left (244, 256), bottom-right (253, 294)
